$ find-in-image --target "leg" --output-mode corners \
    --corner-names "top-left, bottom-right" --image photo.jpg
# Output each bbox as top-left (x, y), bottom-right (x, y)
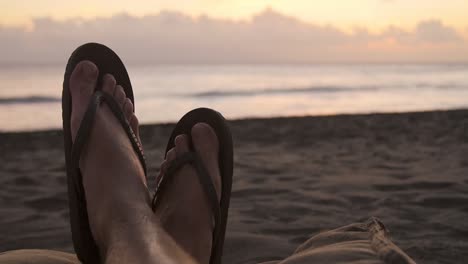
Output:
top-left (154, 123), bottom-right (222, 264)
top-left (69, 60), bottom-right (196, 264)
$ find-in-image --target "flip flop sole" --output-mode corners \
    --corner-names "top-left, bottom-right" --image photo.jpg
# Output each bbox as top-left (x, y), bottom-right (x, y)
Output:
top-left (164, 107), bottom-right (233, 264)
top-left (62, 43), bottom-right (135, 263)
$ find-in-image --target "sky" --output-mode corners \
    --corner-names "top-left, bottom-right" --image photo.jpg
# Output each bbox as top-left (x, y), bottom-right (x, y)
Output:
top-left (1, 0), bottom-right (468, 64)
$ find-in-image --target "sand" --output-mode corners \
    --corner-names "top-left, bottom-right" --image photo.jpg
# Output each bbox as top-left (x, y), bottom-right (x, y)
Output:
top-left (1, 109), bottom-right (468, 264)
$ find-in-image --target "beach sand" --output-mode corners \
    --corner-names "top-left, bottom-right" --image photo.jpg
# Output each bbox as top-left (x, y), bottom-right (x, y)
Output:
top-left (1, 109), bottom-right (468, 263)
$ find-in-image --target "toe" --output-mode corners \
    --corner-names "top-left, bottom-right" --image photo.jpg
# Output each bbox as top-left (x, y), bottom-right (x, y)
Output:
top-left (191, 122), bottom-right (221, 199)
top-left (123, 98), bottom-right (134, 121)
top-left (160, 160), bottom-right (168, 174)
top-left (166, 148), bottom-right (176, 162)
top-left (114, 85), bottom-right (126, 107)
top-left (191, 123), bottom-right (219, 157)
top-left (102, 74), bottom-right (116, 95)
top-left (69, 60), bottom-right (98, 140)
top-left (175, 134), bottom-right (189, 154)
top-left (129, 114), bottom-right (140, 140)
top-left (156, 160), bottom-right (168, 183)
top-left (69, 60), bottom-right (98, 101)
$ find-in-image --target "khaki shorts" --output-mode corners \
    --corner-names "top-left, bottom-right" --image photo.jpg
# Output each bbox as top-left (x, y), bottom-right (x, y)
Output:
top-left (0, 218), bottom-right (415, 264)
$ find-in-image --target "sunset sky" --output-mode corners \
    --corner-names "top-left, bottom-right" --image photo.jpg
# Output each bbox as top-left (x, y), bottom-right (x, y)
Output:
top-left (1, 0), bottom-right (467, 63)
top-left (3, 0), bottom-right (468, 32)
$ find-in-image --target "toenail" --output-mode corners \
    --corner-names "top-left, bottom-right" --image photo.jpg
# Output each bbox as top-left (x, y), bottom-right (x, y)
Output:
top-left (114, 85), bottom-right (124, 97)
top-left (104, 73), bottom-right (115, 83)
top-left (80, 61), bottom-right (97, 78)
top-left (175, 134), bottom-right (186, 145)
top-left (192, 122), bottom-right (210, 135)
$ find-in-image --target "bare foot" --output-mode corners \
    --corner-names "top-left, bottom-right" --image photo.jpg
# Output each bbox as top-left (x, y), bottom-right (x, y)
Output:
top-left (70, 60), bottom-right (149, 257)
top-left (155, 123), bottom-right (222, 264)
top-left (69, 59), bottom-right (201, 264)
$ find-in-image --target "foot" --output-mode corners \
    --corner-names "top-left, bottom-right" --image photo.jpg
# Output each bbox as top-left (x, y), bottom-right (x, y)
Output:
top-left (154, 123), bottom-right (222, 264)
top-left (69, 60), bottom-right (148, 255)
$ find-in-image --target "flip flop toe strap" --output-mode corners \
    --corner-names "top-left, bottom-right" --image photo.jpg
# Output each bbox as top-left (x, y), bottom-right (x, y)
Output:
top-left (152, 151), bottom-right (222, 246)
top-left (70, 90), bottom-right (147, 198)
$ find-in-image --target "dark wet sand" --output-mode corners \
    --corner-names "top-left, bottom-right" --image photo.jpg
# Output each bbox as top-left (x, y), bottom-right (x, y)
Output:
top-left (1, 109), bottom-right (468, 264)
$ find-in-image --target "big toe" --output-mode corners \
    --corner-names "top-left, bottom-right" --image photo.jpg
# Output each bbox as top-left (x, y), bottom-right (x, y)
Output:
top-left (69, 60), bottom-right (98, 140)
top-left (191, 123), bottom-right (219, 157)
top-left (191, 123), bottom-right (221, 199)
top-left (70, 60), bottom-right (98, 102)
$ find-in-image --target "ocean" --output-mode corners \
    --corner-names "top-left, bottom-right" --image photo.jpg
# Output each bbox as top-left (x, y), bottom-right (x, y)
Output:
top-left (1, 63), bottom-right (467, 132)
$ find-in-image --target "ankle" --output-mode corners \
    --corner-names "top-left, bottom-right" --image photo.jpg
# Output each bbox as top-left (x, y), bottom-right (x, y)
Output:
top-left (91, 197), bottom-right (152, 250)
top-left (158, 205), bottom-right (213, 263)
top-left (103, 213), bottom-right (199, 264)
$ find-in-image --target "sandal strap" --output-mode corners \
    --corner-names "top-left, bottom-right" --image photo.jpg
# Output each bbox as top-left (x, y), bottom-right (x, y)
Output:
top-left (152, 151), bottom-right (222, 246)
top-left (71, 90), bottom-right (147, 198)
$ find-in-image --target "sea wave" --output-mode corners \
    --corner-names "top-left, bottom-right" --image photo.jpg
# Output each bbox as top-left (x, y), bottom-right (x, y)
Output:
top-left (189, 86), bottom-right (379, 97)
top-left (1, 83), bottom-right (467, 104)
top-left (0, 96), bottom-right (60, 105)
top-left (187, 84), bottom-right (468, 98)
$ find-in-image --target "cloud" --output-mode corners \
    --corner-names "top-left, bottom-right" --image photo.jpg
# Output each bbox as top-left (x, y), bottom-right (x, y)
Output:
top-left (0, 9), bottom-right (467, 64)
top-left (415, 20), bottom-right (462, 43)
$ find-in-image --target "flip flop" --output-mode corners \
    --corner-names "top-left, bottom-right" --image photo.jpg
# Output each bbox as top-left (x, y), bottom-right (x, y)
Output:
top-left (152, 108), bottom-right (233, 264)
top-left (62, 43), bottom-right (146, 263)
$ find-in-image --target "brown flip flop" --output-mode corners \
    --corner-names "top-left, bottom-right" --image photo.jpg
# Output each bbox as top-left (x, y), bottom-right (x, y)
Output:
top-left (152, 108), bottom-right (233, 264)
top-left (62, 43), bottom-right (146, 263)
